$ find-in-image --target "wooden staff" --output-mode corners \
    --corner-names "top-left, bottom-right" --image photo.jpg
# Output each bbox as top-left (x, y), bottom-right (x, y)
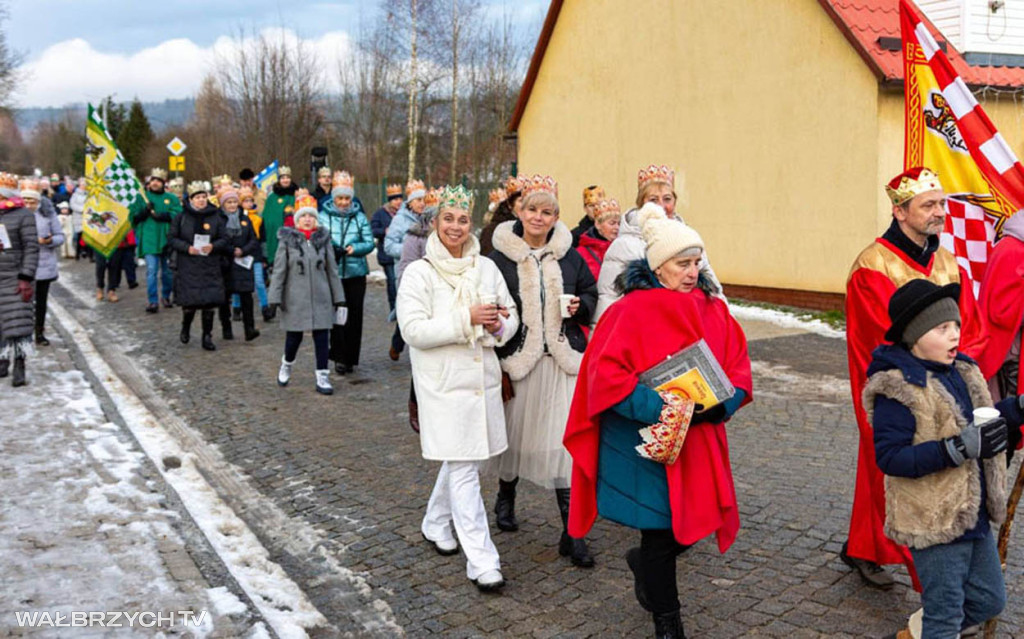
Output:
top-left (984, 454), bottom-right (1024, 639)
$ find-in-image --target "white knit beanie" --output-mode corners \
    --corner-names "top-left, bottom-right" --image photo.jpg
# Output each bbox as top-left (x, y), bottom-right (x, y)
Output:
top-left (638, 202), bottom-right (704, 270)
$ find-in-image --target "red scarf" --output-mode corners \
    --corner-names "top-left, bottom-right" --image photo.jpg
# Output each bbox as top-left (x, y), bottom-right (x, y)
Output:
top-left (564, 288), bottom-right (752, 551)
top-left (299, 228), bottom-right (315, 241)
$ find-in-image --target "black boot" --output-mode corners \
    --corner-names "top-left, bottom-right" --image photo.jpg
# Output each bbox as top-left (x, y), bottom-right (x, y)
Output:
top-left (241, 296), bottom-right (259, 341)
top-left (222, 322), bottom-right (234, 340)
top-left (201, 310), bottom-right (216, 351)
top-left (180, 309), bottom-right (196, 344)
top-left (0, 359), bottom-right (8, 378)
top-left (555, 488), bottom-right (595, 568)
top-left (11, 357), bottom-right (26, 387)
top-left (262, 306), bottom-right (273, 322)
top-left (653, 611), bottom-right (685, 639)
top-left (35, 326), bottom-right (49, 346)
top-left (494, 478), bottom-right (519, 532)
top-left (232, 307), bottom-right (242, 321)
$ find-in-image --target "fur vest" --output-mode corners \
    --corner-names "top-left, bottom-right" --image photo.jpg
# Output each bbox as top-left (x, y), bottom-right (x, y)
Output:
top-left (489, 220), bottom-right (597, 380)
top-left (863, 360), bottom-right (1007, 549)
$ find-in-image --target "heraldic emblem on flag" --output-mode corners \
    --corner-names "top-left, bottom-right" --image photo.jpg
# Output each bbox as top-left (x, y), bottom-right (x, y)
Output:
top-left (900, 0), bottom-right (1024, 296)
top-left (82, 103), bottom-right (147, 258)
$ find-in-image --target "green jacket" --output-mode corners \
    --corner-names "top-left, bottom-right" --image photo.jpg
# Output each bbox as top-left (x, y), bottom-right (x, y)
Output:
top-left (131, 189), bottom-right (182, 256)
top-left (263, 192), bottom-right (295, 265)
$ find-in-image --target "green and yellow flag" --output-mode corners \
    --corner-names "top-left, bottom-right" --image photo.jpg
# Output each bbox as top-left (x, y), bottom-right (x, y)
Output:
top-left (82, 104), bottom-right (146, 258)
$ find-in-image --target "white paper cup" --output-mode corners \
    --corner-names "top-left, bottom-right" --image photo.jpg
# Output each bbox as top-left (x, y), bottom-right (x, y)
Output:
top-left (559, 294), bottom-right (575, 318)
top-left (480, 293), bottom-right (497, 306)
top-left (973, 406), bottom-right (1000, 425)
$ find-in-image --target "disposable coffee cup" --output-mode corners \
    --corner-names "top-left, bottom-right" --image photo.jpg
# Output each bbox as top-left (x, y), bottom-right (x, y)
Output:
top-left (559, 294), bottom-right (575, 318)
top-left (480, 293), bottom-right (497, 307)
top-left (973, 406), bottom-right (1000, 426)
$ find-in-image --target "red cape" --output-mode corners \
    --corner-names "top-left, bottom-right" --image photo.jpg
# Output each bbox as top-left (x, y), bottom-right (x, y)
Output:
top-left (563, 287), bottom-right (752, 551)
top-left (976, 235), bottom-right (1024, 396)
top-left (846, 239), bottom-right (984, 588)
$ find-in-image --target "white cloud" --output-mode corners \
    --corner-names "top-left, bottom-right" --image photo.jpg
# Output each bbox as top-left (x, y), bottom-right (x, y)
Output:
top-left (15, 28), bottom-right (354, 108)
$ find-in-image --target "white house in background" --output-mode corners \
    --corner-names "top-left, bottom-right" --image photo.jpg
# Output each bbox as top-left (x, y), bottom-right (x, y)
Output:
top-left (919, 0), bottom-right (1024, 61)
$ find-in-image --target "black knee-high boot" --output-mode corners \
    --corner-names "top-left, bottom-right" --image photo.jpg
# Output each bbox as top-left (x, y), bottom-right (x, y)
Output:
top-left (180, 309), bottom-right (196, 344)
top-left (555, 488), bottom-right (595, 568)
top-left (201, 309), bottom-right (216, 351)
top-left (495, 478), bottom-right (519, 532)
top-left (218, 302), bottom-right (234, 340)
top-left (241, 294), bottom-right (259, 341)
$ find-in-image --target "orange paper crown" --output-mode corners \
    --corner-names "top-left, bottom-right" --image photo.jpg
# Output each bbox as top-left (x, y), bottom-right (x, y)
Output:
top-left (385, 183), bottom-right (403, 198)
top-left (504, 175), bottom-right (525, 195)
top-left (488, 188), bottom-right (507, 206)
top-left (0, 173), bottom-right (18, 190)
top-left (594, 198), bottom-right (622, 221)
top-left (583, 185), bottom-right (606, 206)
top-left (520, 174), bottom-right (558, 198)
top-left (637, 164), bottom-right (675, 189)
top-left (332, 171), bottom-right (354, 190)
top-left (294, 188), bottom-right (317, 212)
top-left (424, 188), bottom-right (441, 208)
top-left (885, 167), bottom-right (942, 206)
top-left (238, 186), bottom-right (255, 200)
top-left (405, 179), bottom-right (426, 199)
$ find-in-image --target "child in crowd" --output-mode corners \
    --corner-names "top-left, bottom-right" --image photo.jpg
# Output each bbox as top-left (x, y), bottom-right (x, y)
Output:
top-left (865, 279), bottom-right (1024, 639)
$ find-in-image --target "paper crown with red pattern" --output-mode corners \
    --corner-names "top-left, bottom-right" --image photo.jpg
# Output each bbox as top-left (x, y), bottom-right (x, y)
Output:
top-left (385, 183), bottom-right (403, 198)
top-left (488, 188), bottom-right (506, 206)
top-left (504, 175), bottom-right (525, 195)
top-left (520, 174), bottom-right (558, 198)
top-left (583, 185), bottom-right (605, 206)
top-left (294, 189), bottom-right (318, 217)
top-left (637, 164), bottom-right (675, 190)
top-left (405, 179), bottom-right (426, 200)
top-left (885, 167), bottom-right (943, 206)
top-left (594, 198), bottom-right (622, 222)
top-left (0, 172), bottom-right (18, 191)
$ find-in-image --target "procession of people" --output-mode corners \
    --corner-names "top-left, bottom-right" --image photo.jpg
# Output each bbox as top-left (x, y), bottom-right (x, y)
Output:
top-left (5, 157), bottom-right (1024, 639)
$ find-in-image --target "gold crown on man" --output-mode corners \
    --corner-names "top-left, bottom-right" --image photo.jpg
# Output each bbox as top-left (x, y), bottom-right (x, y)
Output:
top-left (438, 184), bottom-right (473, 211)
top-left (148, 168), bottom-right (169, 182)
top-left (583, 185), bottom-right (606, 206)
top-left (187, 180), bottom-right (211, 196)
top-left (317, 166), bottom-right (332, 178)
top-left (885, 167), bottom-right (942, 206)
top-left (332, 170), bottom-right (354, 190)
top-left (637, 164), bottom-right (675, 189)
top-left (385, 183), bottom-right (403, 198)
top-left (521, 174), bottom-right (558, 198)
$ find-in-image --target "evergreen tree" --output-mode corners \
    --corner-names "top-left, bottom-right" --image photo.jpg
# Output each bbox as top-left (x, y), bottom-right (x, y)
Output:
top-left (116, 99), bottom-right (154, 171)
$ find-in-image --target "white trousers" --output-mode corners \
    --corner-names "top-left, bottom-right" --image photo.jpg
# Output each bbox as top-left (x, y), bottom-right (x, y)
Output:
top-left (421, 461), bottom-right (501, 580)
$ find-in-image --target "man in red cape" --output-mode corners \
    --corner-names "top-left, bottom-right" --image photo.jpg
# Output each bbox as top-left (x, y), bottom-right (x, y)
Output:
top-left (843, 167), bottom-right (985, 589)
top-left (977, 211), bottom-right (1024, 406)
top-left (563, 280), bottom-right (752, 553)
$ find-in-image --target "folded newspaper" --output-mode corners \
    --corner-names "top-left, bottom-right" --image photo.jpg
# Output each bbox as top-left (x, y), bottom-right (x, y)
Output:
top-left (638, 339), bottom-right (735, 409)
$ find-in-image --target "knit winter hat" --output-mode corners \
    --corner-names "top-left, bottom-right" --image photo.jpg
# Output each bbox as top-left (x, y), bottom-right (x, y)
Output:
top-left (219, 188), bottom-right (239, 204)
top-left (639, 202), bottom-right (704, 271)
top-left (884, 279), bottom-right (961, 345)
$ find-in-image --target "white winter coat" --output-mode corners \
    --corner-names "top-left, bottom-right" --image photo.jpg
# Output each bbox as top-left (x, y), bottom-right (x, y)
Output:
top-left (397, 255), bottom-right (519, 462)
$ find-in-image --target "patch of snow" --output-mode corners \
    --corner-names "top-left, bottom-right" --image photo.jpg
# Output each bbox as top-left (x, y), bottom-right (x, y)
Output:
top-left (208, 586), bottom-right (249, 617)
top-left (731, 304), bottom-right (845, 340)
top-left (367, 269), bottom-right (387, 284)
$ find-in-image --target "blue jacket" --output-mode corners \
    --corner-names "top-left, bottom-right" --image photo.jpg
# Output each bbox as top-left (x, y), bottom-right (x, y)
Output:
top-left (383, 205), bottom-right (418, 260)
top-left (869, 345), bottom-right (1024, 543)
top-left (370, 206), bottom-right (396, 265)
top-left (318, 200), bottom-right (374, 279)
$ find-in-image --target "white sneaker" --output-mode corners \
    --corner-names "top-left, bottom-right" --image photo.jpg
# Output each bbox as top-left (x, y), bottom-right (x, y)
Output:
top-left (278, 357), bottom-right (294, 386)
top-left (474, 569), bottom-right (504, 592)
top-left (315, 369), bottom-right (333, 395)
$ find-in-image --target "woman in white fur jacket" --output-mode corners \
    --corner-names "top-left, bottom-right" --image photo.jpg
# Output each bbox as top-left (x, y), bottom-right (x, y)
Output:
top-left (397, 184), bottom-right (519, 593)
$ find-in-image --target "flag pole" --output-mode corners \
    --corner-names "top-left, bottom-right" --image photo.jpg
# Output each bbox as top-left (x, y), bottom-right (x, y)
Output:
top-left (984, 457), bottom-right (1024, 638)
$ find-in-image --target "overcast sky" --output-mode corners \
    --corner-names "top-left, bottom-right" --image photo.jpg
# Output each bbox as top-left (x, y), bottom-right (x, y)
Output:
top-left (6, 0), bottom-right (546, 108)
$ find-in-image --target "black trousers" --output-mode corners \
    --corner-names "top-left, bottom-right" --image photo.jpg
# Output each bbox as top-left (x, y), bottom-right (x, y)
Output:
top-left (640, 529), bottom-right (692, 614)
top-left (219, 293), bottom-right (254, 332)
top-left (35, 278), bottom-right (54, 329)
top-left (95, 248), bottom-right (123, 291)
top-left (120, 248), bottom-right (137, 285)
top-left (285, 330), bottom-right (329, 370)
top-left (330, 275), bottom-right (366, 367)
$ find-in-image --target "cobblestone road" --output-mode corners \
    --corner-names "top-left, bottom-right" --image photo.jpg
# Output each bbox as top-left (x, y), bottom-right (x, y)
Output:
top-left (51, 259), bottom-right (1024, 638)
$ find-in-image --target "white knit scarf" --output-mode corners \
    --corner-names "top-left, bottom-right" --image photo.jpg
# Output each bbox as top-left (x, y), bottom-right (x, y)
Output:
top-left (425, 231), bottom-right (484, 345)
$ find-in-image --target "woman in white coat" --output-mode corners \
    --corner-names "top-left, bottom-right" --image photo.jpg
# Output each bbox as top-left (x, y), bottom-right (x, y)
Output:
top-left (397, 184), bottom-right (519, 593)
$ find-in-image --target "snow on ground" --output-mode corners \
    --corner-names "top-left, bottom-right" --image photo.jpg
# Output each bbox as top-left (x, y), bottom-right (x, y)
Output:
top-left (0, 334), bottom-right (216, 636)
top-left (731, 303), bottom-right (845, 340)
top-left (50, 300), bottom-right (330, 639)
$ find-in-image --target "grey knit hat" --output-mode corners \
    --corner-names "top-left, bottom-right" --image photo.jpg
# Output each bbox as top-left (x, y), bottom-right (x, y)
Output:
top-left (901, 297), bottom-right (960, 346)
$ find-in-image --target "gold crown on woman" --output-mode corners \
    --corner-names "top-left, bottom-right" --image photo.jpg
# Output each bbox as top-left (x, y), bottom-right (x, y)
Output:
top-left (488, 188), bottom-right (506, 206)
top-left (405, 179), bottom-right (426, 198)
top-left (424, 188), bottom-right (441, 208)
top-left (504, 175), bottom-right (525, 195)
top-left (438, 184), bottom-right (474, 211)
top-left (637, 164), bottom-right (674, 189)
top-left (187, 180), bottom-right (211, 196)
top-left (521, 174), bottom-right (558, 198)
top-left (594, 198), bottom-right (621, 221)
top-left (332, 170), bottom-right (354, 190)
top-left (0, 172), bottom-right (18, 189)
top-left (294, 189), bottom-right (317, 211)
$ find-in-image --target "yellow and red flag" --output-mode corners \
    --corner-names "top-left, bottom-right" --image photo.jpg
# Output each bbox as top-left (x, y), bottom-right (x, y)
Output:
top-left (900, 0), bottom-right (1024, 295)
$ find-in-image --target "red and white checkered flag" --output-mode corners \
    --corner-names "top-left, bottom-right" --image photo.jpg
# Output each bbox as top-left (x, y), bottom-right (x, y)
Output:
top-left (940, 197), bottom-right (997, 298)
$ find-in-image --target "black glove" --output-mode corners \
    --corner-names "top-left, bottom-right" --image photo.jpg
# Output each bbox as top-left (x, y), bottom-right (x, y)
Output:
top-left (691, 403), bottom-right (726, 425)
top-left (135, 205), bottom-right (151, 222)
top-left (268, 302), bottom-right (280, 314)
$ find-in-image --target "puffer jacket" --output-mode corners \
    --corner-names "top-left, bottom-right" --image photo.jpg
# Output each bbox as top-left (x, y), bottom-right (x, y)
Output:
top-left (167, 201), bottom-right (229, 308)
top-left (319, 200), bottom-right (374, 279)
top-left (33, 201), bottom-right (65, 281)
top-left (0, 201), bottom-right (39, 345)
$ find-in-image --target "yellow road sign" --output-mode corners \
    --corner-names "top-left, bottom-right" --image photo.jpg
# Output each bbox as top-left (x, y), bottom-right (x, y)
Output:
top-left (169, 156), bottom-right (185, 171)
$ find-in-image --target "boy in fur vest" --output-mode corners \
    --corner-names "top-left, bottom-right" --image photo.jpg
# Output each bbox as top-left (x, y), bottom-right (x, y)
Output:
top-left (865, 279), bottom-right (1024, 639)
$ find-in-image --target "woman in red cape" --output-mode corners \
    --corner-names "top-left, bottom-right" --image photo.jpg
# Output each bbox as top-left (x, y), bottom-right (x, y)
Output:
top-left (563, 203), bottom-right (752, 638)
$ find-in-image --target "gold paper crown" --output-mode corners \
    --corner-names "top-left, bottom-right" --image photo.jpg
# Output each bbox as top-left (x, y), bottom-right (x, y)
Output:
top-left (214, 174), bottom-right (233, 187)
top-left (504, 175), bottom-right (525, 194)
top-left (187, 180), bottom-right (211, 196)
top-left (294, 188), bottom-right (318, 212)
top-left (0, 173), bottom-right (18, 190)
top-left (332, 170), bottom-right (354, 190)
top-left (437, 184), bottom-right (474, 212)
top-left (885, 167), bottom-right (942, 206)
top-left (637, 165), bottom-right (675, 189)
top-left (405, 179), bottom-right (426, 198)
top-left (385, 183), bottom-right (403, 198)
top-left (520, 174), bottom-right (558, 198)
top-left (238, 186), bottom-right (255, 200)
top-left (149, 168), bottom-right (168, 181)
top-left (317, 166), bottom-right (332, 178)
top-left (594, 198), bottom-right (622, 221)
top-left (583, 185), bottom-right (606, 206)
top-left (18, 178), bottom-right (37, 191)
top-left (278, 165), bottom-right (292, 176)
top-left (488, 188), bottom-right (507, 205)
top-left (424, 188), bottom-right (441, 208)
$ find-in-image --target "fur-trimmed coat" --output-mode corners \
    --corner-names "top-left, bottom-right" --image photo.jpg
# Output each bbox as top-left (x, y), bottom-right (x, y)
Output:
top-left (864, 346), bottom-right (1007, 549)
top-left (488, 219), bottom-right (597, 380)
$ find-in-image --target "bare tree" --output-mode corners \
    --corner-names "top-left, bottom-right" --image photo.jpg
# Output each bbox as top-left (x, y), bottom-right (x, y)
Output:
top-left (0, 1), bottom-right (22, 113)
top-left (406, 0), bottom-right (420, 181)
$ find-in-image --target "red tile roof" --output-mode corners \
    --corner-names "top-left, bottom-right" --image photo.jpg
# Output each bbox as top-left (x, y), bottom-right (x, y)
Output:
top-left (819, 0), bottom-right (1024, 89)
